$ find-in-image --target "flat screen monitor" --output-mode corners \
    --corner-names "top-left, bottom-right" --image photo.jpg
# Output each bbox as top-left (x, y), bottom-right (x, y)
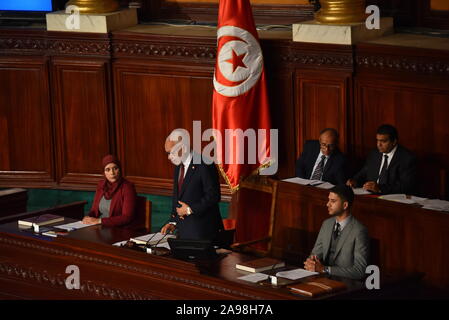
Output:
top-left (168, 238), bottom-right (218, 260)
top-left (0, 0), bottom-right (66, 25)
top-left (0, 0), bottom-right (53, 12)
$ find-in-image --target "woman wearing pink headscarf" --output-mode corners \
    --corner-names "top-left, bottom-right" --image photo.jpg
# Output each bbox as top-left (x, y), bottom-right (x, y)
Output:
top-left (82, 155), bottom-right (137, 227)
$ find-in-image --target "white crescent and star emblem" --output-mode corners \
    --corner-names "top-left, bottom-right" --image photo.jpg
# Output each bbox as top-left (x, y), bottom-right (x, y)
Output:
top-left (213, 26), bottom-right (263, 97)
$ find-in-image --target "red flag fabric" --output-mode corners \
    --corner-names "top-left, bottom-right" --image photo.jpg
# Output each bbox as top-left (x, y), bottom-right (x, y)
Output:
top-left (212, 0), bottom-right (272, 192)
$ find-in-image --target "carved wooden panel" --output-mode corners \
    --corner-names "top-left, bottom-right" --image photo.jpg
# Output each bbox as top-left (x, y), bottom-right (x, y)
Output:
top-left (422, 0), bottom-right (449, 29)
top-left (113, 62), bottom-right (216, 195)
top-left (51, 58), bottom-right (114, 189)
top-left (156, 0), bottom-right (315, 24)
top-left (354, 79), bottom-right (449, 198)
top-left (295, 71), bottom-right (351, 157)
top-left (0, 57), bottom-right (56, 188)
top-left (266, 69), bottom-right (296, 178)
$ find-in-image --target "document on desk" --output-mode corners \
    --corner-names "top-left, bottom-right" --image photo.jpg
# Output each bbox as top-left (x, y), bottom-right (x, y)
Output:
top-left (276, 268), bottom-right (318, 280)
top-left (54, 221), bottom-right (91, 231)
top-left (238, 273), bottom-right (269, 283)
top-left (421, 199), bottom-right (449, 212)
top-left (352, 188), bottom-right (371, 195)
top-left (155, 241), bottom-right (171, 249)
top-left (130, 232), bottom-right (176, 245)
top-left (315, 182), bottom-right (335, 189)
top-left (112, 240), bottom-right (172, 248)
top-left (379, 194), bottom-right (429, 205)
top-left (282, 177), bottom-right (323, 186)
top-left (113, 240), bottom-right (128, 247)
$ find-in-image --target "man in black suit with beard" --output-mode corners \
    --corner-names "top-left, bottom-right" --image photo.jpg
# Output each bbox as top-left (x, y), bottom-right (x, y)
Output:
top-left (295, 128), bottom-right (348, 185)
top-left (347, 124), bottom-right (417, 195)
top-left (161, 129), bottom-right (224, 241)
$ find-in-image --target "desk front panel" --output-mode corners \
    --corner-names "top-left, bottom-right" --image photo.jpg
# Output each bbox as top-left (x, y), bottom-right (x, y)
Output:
top-left (271, 181), bottom-right (449, 288)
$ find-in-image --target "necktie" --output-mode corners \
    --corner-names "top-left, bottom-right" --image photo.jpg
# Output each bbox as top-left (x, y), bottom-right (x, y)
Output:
top-left (378, 154), bottom-right (389, 185)
top-left (311, 155), bottom-right (326, 180)
top-left (333, 222), bottom-right (341, 240)
top-left (178, 165), bottom-right (185, 191)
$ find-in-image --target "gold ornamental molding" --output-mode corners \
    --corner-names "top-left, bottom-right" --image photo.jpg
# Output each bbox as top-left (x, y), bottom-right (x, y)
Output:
top-left (65, 0), bottom-right (120, 14)
top-left (315, 0), bottom-right (367, 24)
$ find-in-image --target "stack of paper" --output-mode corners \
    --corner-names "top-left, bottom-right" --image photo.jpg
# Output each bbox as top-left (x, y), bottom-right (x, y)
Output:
top-left (275, 268), bottom-right (318, 280)
top-left (282, 177), bottom-right (336, 190)
top-left (113, 239), bottom-right (172, 250)
top-left (130, 232), bottom-right (176, 246)
top-left (237, 273), bottom-right (269, 283)
top-left (379, 194), bottom-right (416, 204)
top-left (315, 182), bottom-right (335, 189)
top-left (421, 199), bottom-right (449, 212)
top-left (54, 221), bottom-right (92, 231)
top-left (282, 177), bottom-right (323, 186)
top-left (352, 188), bottom-right (371, 195)
top-left (112, 240), bottom-right (129, 247)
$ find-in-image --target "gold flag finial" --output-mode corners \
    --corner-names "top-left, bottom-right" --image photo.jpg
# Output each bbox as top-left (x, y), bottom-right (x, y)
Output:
top-left (315, 0), bottom-right (367, 24)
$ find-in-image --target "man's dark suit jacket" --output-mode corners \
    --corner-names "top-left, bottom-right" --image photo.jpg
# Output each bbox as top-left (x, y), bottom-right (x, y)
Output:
top-left (170, 158), bottom-right (224, 241)
top-left (295, 140), bottom-right (348, 185)
top-left (353, 145), bottom-right (417, 195)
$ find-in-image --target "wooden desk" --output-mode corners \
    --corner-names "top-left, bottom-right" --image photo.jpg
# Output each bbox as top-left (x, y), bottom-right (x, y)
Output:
top-left (270, 181), bottom-right (449, 289)
top-left (0, 188), bottom-right (27, 216)
top-left (0, 203), bottom-right (408, 300)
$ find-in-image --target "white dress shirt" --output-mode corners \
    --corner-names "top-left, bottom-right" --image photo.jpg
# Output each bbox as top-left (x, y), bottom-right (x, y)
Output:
top-left (309, 151), bottom-right (329, 180)
top-left (377, 145), bottom-right (397, 183)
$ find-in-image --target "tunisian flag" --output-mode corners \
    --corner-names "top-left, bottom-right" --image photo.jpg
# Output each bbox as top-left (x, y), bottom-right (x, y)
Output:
top-left (212, 0), bottom-right (272, 192)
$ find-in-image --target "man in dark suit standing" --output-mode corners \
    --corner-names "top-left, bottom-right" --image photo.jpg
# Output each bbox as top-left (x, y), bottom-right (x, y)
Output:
top-left (161, 130), bottom-right (224, 241)
top-left (295, 128), bottom-right (348, 185)
top-left (347, 124), bottom-right (416, 195)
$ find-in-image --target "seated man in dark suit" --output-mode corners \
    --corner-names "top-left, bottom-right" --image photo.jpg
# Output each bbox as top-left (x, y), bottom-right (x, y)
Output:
top-left (295, 128), bottom-right (348, 185)
top-left (161, 129), bottom-right (224, 241)
top-left (304, 185), bottom-right (369, 280)
top-left (347, 124), bottom-right (416, 194)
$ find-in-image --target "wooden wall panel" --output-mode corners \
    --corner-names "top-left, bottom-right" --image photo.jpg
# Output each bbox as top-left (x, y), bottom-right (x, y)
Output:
top-left (52, 58), bottom-right (114, 189)
top-left (355, 82), bottom-right (449, 158)
top-left (155, 0), bottom-right (315, 25)
top-left (113, 62), bottom-right (215, 195)
top-left (0, 57), bottom-right (55, 187)
top-left (355, 80), bottom-right (449, 197)
top-left (266, 70), bottom-right (295, 178)
top-left (1, 28), bottom-right (449, 201)
top-left (295, 71), bottom-right (350, 157)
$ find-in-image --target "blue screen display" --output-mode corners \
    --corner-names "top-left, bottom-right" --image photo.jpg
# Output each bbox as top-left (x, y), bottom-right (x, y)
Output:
top-left (0, 0), bottom-right (53, 11)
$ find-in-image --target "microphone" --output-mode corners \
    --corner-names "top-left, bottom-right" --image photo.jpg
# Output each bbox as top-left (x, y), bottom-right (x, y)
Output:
top-left (147, 232), bottom-right (171, 256)
top-left (144, 213), bottom-right (176, 249)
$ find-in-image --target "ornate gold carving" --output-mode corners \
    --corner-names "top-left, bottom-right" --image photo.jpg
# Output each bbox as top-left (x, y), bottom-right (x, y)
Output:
top-left (0, 236), bottom-right (263, 299)
top-left (112, 42), bottom-right (216, 60)
top-left (356, 54), bottom-right (449, 75)
top-left (315, 0), bottom-right (367, 24)
top-left (65, 0), bottom-right (120, 14)
top-left (0, 261), bottom-right (151, 300)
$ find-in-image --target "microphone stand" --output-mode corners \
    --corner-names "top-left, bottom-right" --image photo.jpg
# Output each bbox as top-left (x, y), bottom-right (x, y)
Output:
top-left (147, 232), bottom-right (171, 256)
top-left (142, 212), bottom-right (175, 247)
top-left (122, 214), bottom-right (175, 252)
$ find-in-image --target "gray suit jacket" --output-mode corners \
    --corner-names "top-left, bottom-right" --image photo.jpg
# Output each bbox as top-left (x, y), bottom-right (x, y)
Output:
top-left (311, 216), bottom-right (369, 280)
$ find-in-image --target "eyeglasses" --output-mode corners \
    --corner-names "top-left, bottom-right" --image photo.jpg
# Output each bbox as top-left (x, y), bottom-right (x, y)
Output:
top-left (319, 142), bottom-right (336, 149)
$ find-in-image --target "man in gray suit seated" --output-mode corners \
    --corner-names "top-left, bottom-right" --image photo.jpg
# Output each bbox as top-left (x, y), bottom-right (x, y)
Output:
top-left (304, 185), bottom-right (369, 280)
